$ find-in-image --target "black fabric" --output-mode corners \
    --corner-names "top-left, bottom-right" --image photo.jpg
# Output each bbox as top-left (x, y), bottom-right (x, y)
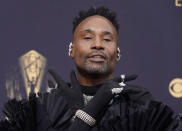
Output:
top-left (0, 73), bottom-right (181, 131)
top-left (0, 93), bottom-right (181, 131)
top-left (36, 92), bottom-right (73, 131)
top-left (0, 120), bottom-right (9, 131)
top-left (0, 94), bottom-right (37, 131)
top-left (122, 84), bottom-right (154, 105)
top-left (80, 84), bottom-right (102, 96)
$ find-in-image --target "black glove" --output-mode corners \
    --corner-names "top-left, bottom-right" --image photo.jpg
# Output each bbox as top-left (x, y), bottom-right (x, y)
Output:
top-left (80, 74), bottom-right (138, 121)
top-left (113, 74), bottom-right (138, 83)
top-left (82, 74), bottom-right (153, 121)
top-left (113, 74), bottom-right (154, 104)
top-left (83, 79), bottom-right (121, 120)
top-left (48, 69), bottom-right (84, 111)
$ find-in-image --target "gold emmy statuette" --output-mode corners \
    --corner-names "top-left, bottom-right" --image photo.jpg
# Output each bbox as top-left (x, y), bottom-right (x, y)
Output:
top-left (169, 78), bottom-right (182, 98)
top-left (19, 50), bottom-right (47, 97)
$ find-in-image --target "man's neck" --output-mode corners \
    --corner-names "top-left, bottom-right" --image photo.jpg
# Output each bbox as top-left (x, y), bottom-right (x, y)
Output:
top-left (77, 71), bottom-right (113, 86)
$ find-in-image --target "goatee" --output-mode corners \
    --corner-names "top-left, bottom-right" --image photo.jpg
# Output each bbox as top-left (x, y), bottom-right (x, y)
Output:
top-left (77, 51), bottom-right (112, 78)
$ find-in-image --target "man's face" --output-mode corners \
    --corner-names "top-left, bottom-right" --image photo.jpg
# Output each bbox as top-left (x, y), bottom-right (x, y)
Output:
top-left (71, 15), bottom-right (118, 76)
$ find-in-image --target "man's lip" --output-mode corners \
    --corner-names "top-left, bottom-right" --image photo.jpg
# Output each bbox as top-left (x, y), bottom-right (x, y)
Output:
top-left (88, 53), bottom-right (106, 59)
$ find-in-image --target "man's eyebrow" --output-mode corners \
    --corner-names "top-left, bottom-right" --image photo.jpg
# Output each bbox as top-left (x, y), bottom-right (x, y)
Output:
top-left (83, 29), bottom-right (93, 33)
top-left (82, 29), bottom-right (112, 35)
top-left (103, 31), bottom-right (112, 35)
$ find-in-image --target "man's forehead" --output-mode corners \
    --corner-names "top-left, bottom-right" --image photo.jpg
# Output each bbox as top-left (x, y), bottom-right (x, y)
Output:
top-left (74, 15), bottom-right (117, 35)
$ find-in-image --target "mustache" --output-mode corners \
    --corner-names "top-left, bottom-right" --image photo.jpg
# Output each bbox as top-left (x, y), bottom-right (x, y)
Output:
top-left (85, 51), bottom-right (108, 60)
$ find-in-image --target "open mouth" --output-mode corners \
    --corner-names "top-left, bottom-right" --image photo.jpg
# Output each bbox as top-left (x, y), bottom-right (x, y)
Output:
top-left (88, 53), bottom-right (106, 62)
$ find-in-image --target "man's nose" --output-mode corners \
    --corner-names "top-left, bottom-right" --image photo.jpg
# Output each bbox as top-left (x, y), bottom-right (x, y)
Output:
top-left (91, 38), bottom-right (104, 50)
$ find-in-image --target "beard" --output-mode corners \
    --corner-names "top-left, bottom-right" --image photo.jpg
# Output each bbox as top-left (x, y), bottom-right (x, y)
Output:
top-left (76, 51), bottom-right (113, 78)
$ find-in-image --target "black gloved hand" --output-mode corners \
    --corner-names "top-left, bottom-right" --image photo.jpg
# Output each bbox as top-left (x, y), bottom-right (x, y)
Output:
top-left (48, 69), bottom-right (84, 111)
top-left (113, 74), bottom-right (138, 83)
top-left (113, 74), bottom-right (153, 104)
top-left (83, 79), bottom-right (121, 120)
top-left (82, 74), bottom-right (153, 122)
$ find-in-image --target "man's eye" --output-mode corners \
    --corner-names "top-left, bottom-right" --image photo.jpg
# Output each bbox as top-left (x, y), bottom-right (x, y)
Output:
top-left (104, 39), bottom-right (111, 42)
top-left (84, 37), bottom-right (92, 40)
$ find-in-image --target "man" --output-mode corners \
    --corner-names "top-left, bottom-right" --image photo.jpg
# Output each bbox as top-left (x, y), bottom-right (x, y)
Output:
top-left (0, 6), bottom-right (181, 131)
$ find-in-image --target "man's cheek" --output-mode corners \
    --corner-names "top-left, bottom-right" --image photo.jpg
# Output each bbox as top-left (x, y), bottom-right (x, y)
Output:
top-left (76, 53), bottom-right (85, 64)
top-left (110, 53), bottom-right (117, 62)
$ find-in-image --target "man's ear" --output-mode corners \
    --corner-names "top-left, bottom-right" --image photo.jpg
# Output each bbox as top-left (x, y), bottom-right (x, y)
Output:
top-left (116, 47), bottom-right (121, 61)
top-left (70, 42), bottom-right (75, 59)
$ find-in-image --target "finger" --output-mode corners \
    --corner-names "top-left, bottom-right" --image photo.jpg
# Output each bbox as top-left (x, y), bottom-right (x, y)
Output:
top-left (113, 74), bottom-right (138, 83)
top-left (48, 69), bottom-right (67, 87)
top-left (123, 85), bottom-right (143, 93)
top-left (125, 74), bottom-right (138, 82)
top-left (70, 70), bottom-right (80, 89)
top-left (123, 88), bottom-right (140, 94)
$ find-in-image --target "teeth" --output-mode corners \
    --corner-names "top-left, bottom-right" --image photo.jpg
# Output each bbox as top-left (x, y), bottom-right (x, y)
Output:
top-left (93, 56), bottom-right (102, 58)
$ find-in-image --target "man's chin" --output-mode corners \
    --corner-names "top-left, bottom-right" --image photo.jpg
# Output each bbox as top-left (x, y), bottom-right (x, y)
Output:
top-left (86, 69), bottom-right (106, 75)
top-left (80, 66), bottom-right (109, 76)
top-left (76, 60), bottom-right (110, 76)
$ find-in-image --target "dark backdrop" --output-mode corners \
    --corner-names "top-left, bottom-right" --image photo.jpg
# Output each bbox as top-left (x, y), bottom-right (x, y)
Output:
top-left (0, 0), bottom-right (181, 123)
